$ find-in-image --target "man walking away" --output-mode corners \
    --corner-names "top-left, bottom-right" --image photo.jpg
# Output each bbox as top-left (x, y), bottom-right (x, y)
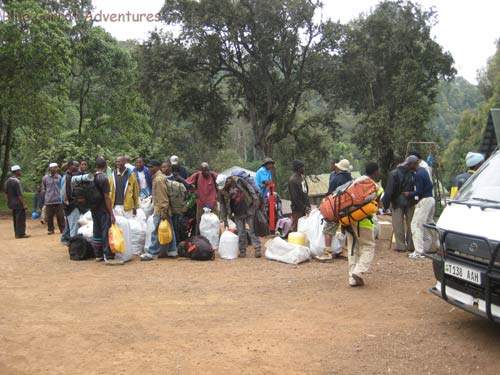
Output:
top-left (61, 160), bottom-right (81, 244)
top-left (450, 152), bottom-right (484, 198)
top-left (218, 175), bottom-right (262, 258)
top-left (404, 159), bottom-right (435, 259)
top-left (141, 160), bottom-right (177, 261)
top-left (109, 156), bottom-right (139, 217)
top-left (134, 157), bottom-right (152, 198)
top-left (318, 159), bottom-right (353, 262)
top-left (91, 157), bottom-right (120, 265)
top-left (346, 162), bottom-right (383, 287)
top-left (382, 156), bottom-right (418, 252)
top-left (5, 165), bottom-right (29, 239)
top-left (288, 160), bottom-right (311, 232)
top-left (41, 162), bottom-right (65, 235)
top-left (186, 162), bottom-right (218, 234)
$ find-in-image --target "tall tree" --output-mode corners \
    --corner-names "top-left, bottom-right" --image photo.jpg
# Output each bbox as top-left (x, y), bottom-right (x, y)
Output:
top-left (158, 0), bottom-right (341, 158)
top-left (336, 0), bottom-right (455, 175)
top-left (0, 0), bottom-right (72, 186)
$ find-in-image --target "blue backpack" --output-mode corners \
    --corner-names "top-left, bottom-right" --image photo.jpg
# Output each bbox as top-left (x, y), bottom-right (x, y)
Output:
top-left (231, 169), bottom-right (259, 194)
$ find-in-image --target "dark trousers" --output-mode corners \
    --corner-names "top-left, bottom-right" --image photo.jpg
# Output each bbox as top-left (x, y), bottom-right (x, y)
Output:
top-left (45, 204), bottom-right (65, 233)
top-left (12, 208), bottom-right (26, 237)
top-left (291, 210), bottom-right (306, 232)
top-left (91, 209), bottom-right (111, 258)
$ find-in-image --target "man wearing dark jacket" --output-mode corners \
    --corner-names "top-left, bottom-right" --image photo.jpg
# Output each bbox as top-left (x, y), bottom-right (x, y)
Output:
top-left (60, 160), bottom-right (81, 244)
top-left (382, 155), bottom-right (418, 252)
top-left (288, 160), bottom-right (311, 232)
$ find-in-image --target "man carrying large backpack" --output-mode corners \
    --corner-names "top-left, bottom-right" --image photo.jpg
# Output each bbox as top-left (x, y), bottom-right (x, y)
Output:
top-left (317, 159), bottom-right (353, 262)
top-left (345, 162), bottom-right (383, 287)
top-left (218, 174), bottom-right (262, 258)
top-left (382, 156), bottom-right (418, 253)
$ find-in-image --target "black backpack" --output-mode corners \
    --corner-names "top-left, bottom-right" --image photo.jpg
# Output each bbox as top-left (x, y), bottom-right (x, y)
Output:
top-left (177, 236), bottom-right (214, 261)
top-left (72, 180), bottom-right (103, 210)
top-left (68, 236), bottom-right (95, 260)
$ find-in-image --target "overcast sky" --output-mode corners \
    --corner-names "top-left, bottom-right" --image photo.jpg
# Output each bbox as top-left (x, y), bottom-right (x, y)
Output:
top-left (92, 0), bottom-right (500, 83)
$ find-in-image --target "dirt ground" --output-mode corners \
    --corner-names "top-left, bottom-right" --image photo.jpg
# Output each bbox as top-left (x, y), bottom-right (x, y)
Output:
top-left (1, 217), bottom-right (500, 375)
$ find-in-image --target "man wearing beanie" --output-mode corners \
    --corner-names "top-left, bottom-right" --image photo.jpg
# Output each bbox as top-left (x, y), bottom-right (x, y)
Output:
top-left (450, 152), bottom-right (485, 198)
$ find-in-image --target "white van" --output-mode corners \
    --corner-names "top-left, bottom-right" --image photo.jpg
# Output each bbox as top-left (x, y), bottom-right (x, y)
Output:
top-left (428, 149), bottom-right (500, 322)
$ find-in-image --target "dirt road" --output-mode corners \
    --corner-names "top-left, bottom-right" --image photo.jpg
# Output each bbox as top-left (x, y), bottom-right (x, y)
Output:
top-left (0, 217), bottom-right (499, 375)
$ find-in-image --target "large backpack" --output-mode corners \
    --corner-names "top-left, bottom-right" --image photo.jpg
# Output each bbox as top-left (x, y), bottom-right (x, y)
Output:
top-left (72, 180), bottom-right (103, 210)
top-left (166, 179), bottom-right (187, 214)
top-left (68, 236), bottom-right (95, 260)
top-left (231, 169), bottom-right (259, 194)
top-left (177, 235), bottom-right (215, 261)
top-left (320, 176), bottom-right (377, 223)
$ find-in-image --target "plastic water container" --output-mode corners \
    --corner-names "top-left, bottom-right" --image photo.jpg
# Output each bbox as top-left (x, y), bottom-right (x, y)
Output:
top-left (288, 232), bottom-right (306, 246)
top-left (218, 230), bottom-right (239, 260)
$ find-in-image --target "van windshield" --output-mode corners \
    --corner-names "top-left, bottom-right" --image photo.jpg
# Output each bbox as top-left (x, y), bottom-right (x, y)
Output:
top-left (456, 151), bottom-right (500, 204)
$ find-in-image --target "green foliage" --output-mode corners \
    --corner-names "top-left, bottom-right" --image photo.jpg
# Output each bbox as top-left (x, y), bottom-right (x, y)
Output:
top-left (336, 0), bottom-right (455, 176)
top-left (442, 40), bottom-right (500, 185)
top-left (428, 77), bottom-right (484, 144)
top-left (158, 0), bottom-right (341, 157)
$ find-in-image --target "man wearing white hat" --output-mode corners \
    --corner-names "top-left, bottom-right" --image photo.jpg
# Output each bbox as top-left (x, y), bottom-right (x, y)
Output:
top-left (450, 152), bottom-right (485, 198)
top-left (170, 155), bottom-right (189, 180)
top-left (41, 162), bottom-right (65, 235)
top-left (4, 165), bottom-right (29, 238)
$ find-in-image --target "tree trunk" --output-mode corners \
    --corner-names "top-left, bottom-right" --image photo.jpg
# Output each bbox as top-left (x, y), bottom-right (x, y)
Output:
top-left (0, 122), bottom-right (12, 191)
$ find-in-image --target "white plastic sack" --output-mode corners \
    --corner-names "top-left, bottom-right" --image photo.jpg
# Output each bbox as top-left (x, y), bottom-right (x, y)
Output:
top-left (135, 208), bottom-right (147, 223)
top-left (265, 237), bottom-right (311, 265)
top-left (129, 217), bottom-right (146, 255)
top-left (77, 222), bottom-right (93, 239)
top-left (144, 215), bottom-right (155, 251)
top-left (332, 232), bottom-right (346, 255)
top-left (114, 216), bottom-right (133, 262)
top-left (218, 230), bottom-right (239, 260)
top-left (77, 215), bottom-right (89, 226)
top-left (77, 211), bottom-right (93, 226)
top-left (298, 209), bottom-right (325, 257)
top-left (140, 196), bottom-right (153, 218)
top-left (200, 208), bottom-right (220, 249)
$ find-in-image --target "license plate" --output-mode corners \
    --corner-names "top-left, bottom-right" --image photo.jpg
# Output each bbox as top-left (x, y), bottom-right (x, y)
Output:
top-left (444, 262), bottom-right (481, 285)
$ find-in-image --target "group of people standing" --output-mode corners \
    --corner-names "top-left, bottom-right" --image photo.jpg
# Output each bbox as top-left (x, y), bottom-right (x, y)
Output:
top-left (4, 149), bottom-right (484, 277)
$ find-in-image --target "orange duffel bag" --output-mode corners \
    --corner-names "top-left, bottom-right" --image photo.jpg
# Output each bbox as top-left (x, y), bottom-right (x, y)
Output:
top-left (320, 176), bottom-right (377, 222)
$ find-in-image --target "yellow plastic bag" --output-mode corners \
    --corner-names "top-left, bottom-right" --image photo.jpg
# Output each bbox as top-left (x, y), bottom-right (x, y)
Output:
top-left (158, 219), bottom-right (173, 245)
top-left (109, 224), bottom-right (125, 254)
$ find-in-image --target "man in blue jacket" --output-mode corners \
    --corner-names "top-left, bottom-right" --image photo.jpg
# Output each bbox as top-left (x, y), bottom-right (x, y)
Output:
top-left (403, 159), bottom-right (435, 259)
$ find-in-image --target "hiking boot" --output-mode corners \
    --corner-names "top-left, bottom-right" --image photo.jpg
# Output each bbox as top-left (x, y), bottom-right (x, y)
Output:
top-left (140, 253), bottom-right (158, 261)
top-left (95, 257), bottom-right (104, 262)
top-left (254, 249), bottom-right (262, 258)
top-left (239, 251), bottom-right (246, 258)
top-left (47, 230), bottom-right (55, 235)
top-left (15, 234), bottom-right (30, 239)
top-left (408, 251), bottom-right (426, 260)
top-left (351, 273), bottom-right (364, 286)
top-left (315, 247), bottom-right (333, 262)
top-left (105, 258), bottom-right (125, 266)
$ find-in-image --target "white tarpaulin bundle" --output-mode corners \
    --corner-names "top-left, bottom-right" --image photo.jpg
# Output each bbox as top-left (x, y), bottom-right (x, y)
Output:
top-left (297, 209), bottom-right (326, 257)
top-left (265, 237), bottom-right (311, 265)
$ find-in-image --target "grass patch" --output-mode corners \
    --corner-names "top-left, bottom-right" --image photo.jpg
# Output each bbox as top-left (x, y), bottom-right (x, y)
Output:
top-left (0, 192), bottom-right (35, 214)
